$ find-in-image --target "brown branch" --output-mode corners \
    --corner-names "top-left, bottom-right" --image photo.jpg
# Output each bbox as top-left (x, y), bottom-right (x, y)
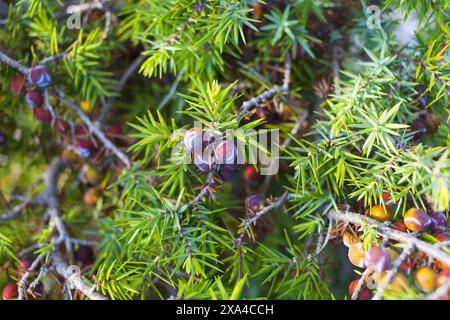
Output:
top-left (237, 54), bottom-right (291, 117)
top-left (52, 250), bottom-right (108, 300)
top-left (0, 50), bottom-right (30, 74)
top-left (239, 191), bottom-right (289, 240)
top-left (351, 268), bottom-right (372, 300)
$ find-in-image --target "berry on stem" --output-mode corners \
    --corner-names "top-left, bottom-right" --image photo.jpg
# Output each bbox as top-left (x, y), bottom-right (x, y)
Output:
top-left (414, 267), bottom-right (436, 292)
top-left (392, 221), bottom-right (408, 232)
top-left (28, 65), bottom-right (52, 88)
top-left (18, 255), bottom-right (34, 274)
top-left (429, 211), bottom-right (448, 234)
top-left (245, 194), bottom-right (264, 213)
top-left (404, 208), bottom-right (432, 232)
top-left (2, 283), bottom-right (18, 300)
top-left (84, 188), bottom-right (98, 207)
top-left (436, 270), bottom-right (450, 289)
top-left (348, 242), bottom-right (365, 268)
top-left (25, 90), bottom-right (43, 109)
top-left (218, 163), bottom-right (240, 181)
top-left (369, 205), bottom-right (391, 222)
top-left (342, 231), bottom-right (360, 248)
top-left (243, 165), bottom-right (261, 184)
top-left (33, 107), bottom-right (52, 123)
top-left (76, 139), bottom-right (95, 158)
top-left (54, 118), bottom-right (70, 134)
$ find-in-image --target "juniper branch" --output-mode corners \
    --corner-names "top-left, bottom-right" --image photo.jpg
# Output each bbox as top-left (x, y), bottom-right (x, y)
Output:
top-left (237, 54), bottom-right (291, 117)
top-left (328, 210), bottom-right (450, 267)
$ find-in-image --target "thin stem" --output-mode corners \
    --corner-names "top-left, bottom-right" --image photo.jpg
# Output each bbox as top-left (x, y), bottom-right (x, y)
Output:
top-left (55, 87), bottom-right (131, 167)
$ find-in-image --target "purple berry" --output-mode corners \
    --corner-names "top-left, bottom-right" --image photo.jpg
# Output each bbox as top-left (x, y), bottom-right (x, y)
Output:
top-left (25, 90), bottom-right (43, 109)
top-left (28, 65), bottom-right (52, 88)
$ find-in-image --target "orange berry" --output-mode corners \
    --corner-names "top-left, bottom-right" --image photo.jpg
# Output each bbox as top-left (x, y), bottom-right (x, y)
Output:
top-left (414, 267), bottom-right (436, 292)
top-left (343, 231), bottom-right (360, 248)
top-left (369, 205), bottom-right (391, 222)
top-left (348, 243), bottom-right (365, 268)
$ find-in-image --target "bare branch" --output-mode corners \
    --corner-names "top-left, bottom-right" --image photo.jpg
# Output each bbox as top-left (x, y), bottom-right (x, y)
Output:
top-left (0, 50), bottom-right (30, 74)
top-left (52, 250), bottom-right (108, 300)
top-left (239, 191), bottom-right (289, 239)
top-left (351, 268), bottom-right (372, 300)
top-left (237, 54), bottom-right (291, 117)
top-left (157, 66), bottom-right (186, 110)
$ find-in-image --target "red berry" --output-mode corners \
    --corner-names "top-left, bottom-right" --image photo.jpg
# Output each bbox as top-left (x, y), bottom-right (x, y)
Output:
top-left (364, 246), bottom-right (391, 273)
top-left (243, 165), bottom-right (260, 184)
top-left (358, 288), bottom-right (374, 300)
top-left (393, 221), bottom-right (408, 232)
top-left (382, 191), bottom-right (392, 205)
top-left (28, 65), bottom-right (52, 88)
top-left (245, 194), bottom-right (264, 212)
top-left (11, 75), bottom-right (26, 96)
top-left (348, 279), bottom-right (359, 296)
top-left (75, 245), bottom-right (95, 266)
top-left (429, 211), bottom-right (448, 234)
top-left (400, 256), bottom-right (415, 274)
top-left (33, 107), bottom-right (52, 122)
top-left (25, 90), bottom-right (43, 109)
top-left (54, 118), bottom-right (70, 134)
top-left (214, 140), bottom-right (237, 164)
top-left (19, 256), bottom-right (34, 274)
top-left (218, 164), bottom-right (240, 181)
top-left (76, 139), bottom-right (95, 158)
top-left (2, 283), bottom-right (18, 300)
top-left (404, 208), bottom-right (432, 232)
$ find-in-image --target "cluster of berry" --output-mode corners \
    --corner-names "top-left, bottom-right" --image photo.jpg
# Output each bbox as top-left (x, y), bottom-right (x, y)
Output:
top-left (11, 66), bottom-right (53, 121)
top-left (11, 69), bottom-right (124, 160)
top-left (183, 128), bottom-right (240, 181)
top-left (345, 198), bottom-right (449, 299)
